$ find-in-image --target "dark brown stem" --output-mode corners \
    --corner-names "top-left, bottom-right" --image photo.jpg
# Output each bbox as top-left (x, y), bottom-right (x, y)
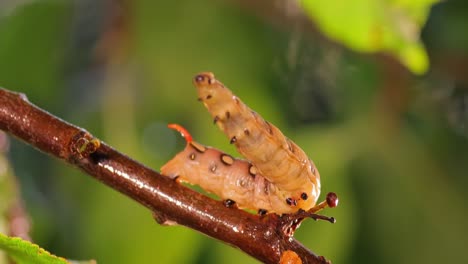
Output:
top-left (0, 88), bottom-right (331, 264)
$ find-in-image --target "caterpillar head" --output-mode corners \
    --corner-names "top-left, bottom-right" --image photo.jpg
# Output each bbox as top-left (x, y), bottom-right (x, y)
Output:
top-left (193, 72), bottom-right (234, 114)
top-left (194, 72), bottom-right (217, 101)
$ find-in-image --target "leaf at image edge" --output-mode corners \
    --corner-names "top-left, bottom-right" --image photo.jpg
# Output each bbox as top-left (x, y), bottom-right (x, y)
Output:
top-left (301, 0), bottom-right (438, 74)
top-left (0, 233), bottom-right (96, 264)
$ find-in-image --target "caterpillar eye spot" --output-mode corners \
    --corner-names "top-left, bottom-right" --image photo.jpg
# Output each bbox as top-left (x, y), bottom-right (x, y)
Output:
top-left (286, 198), bottom-right (297, 206)
top-left (301, 193), bottom-right (308, 200)
top-left (258, 209), bottom-right (268, 215)
top-left (189, 153), bottom-right (196, 160)
top-left (230, 136), bottom-right (237, 144)
top-left (190, 141), bottom-right (207, 153)
top-left (209, 164), bottom-right (217, 173)
top-left (220, 154), bottom-right (234, 165)
top-left (244, 128), bottom-right (250, 136)
top-left (225, 111), bottom-right (231, 119)
top-left (248, 165), bottom-right (257, 176)
top-left (206, 94), bottom-right (212, 100)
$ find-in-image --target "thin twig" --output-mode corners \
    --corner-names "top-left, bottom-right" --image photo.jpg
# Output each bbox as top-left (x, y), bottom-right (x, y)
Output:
top-left (0, 88), bottom-right (331, 264)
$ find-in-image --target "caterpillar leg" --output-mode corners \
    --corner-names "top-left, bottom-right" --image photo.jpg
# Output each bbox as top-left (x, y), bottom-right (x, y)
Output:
top-left (280, 192), bottom-right (338, 236)
top-left (223, 199), bottom-right (237, 208)
top-left (257, 209), bottom-right (268, 216)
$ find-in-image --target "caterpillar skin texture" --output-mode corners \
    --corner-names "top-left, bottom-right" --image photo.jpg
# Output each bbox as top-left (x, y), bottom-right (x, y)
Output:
top-left (193, 72), bottom-right (321, 212)
top-left (161, 138), bottom-right (295, 214)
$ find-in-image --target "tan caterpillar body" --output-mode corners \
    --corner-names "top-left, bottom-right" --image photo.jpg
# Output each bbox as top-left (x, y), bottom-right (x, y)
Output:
top-left (192, 72), bottom-right (320, 212)
top-left (161, 124), bottom-right (294, 214)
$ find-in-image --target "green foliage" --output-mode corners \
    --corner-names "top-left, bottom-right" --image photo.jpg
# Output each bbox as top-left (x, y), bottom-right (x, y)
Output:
top-left (301, 0), bottom-right (437, 74)
top-left (0, 233), bottom-right (95, 264)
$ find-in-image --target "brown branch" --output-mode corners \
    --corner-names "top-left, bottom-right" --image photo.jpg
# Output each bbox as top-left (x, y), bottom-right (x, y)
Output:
top-left (0, 87), bottom-right (331, 264)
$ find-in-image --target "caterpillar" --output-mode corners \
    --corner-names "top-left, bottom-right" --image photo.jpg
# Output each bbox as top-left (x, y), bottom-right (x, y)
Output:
top-left (161, 72), bottom-right (329, 215)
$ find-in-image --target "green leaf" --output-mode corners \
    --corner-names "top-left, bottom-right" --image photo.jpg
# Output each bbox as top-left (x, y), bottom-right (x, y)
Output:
top-left (0, 233), bottom-right (68, 264)
top-left (0, 233), bottom-right (96, 264)
top-left (301, 0), bottom-right (438, 74)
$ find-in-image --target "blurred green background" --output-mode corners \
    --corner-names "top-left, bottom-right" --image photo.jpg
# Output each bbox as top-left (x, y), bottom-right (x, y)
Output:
top-left (1, 0), bottom-right (468, 263)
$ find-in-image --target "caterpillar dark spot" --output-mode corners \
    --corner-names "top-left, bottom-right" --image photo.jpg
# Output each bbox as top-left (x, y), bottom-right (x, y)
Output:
top-left (244, 128), bottom-right (250, 136)
top-left (190, 141), bottom-right (206, 153)
top-left (248, 164), bottom-right (257, 176)
top-left (220, 154), bottom-right (234, 165)
top-left (213, 115), bottom-right (220, 124)
top-left (225, 111), bottom-right (231, 119)
top-left (286, 197), bottom-right (297, 207)
top-left (230, 136), bottom-right (237, 144)
top-left (301, 193), bottom-right (308, 200)
top-left (206, 94), bottom-right (212, 100)
top-left (189, 153), bottom-right (196, 160)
